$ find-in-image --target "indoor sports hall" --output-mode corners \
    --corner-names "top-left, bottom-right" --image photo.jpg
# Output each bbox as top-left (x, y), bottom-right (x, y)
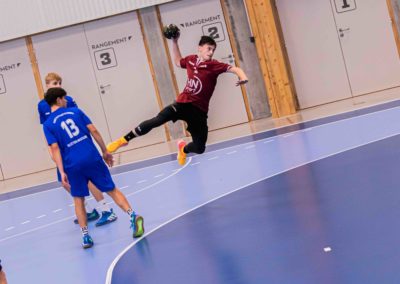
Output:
top-left (1, 0), bottom-right (400, 283)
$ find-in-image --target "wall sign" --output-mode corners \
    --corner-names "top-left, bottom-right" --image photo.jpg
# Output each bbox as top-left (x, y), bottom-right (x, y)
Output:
top-left (94, 48), bottom-right (118, 70)
top-left (334, 0), bottom-right (356, 13)
top-left (0, 74), bottom-right (5, 94)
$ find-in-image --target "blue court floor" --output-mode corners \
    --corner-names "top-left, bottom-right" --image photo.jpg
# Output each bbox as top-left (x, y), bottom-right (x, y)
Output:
top-left (2, 100), bottom-right (400, 283)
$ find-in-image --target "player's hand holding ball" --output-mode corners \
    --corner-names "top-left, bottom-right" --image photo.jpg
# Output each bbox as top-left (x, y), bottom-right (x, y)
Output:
top-left (163, 24), bottom-right (180, 40)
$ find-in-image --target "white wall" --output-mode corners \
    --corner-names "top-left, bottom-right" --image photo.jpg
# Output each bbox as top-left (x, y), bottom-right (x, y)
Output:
top-left (0, 0), bottom-right (176, 42)
top-left (0, 39), bottom-right (54, 179)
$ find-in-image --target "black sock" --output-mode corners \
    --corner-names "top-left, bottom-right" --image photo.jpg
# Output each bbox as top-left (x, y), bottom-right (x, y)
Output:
top-left (124, 131), bottom-right (136, 141)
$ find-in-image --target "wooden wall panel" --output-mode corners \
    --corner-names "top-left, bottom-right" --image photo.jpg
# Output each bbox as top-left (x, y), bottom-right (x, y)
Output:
top-left (244, 0), bottom-right (297, 117)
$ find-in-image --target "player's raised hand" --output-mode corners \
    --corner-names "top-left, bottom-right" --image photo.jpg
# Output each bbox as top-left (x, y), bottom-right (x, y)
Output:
top-left (236, 79), bottom-right (248, 86)
top-left (163, 24), bottom-right (180, 40)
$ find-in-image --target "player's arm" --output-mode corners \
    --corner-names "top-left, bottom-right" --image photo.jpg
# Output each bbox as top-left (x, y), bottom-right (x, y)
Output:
top-left (87, 124), bottom-right (113, 167)
top-left (172, 37), bottom-right (183, 67)
top-left (49, 143), bottom-right (69, 188)
top-left (227, 66), bottom-right (249, 86)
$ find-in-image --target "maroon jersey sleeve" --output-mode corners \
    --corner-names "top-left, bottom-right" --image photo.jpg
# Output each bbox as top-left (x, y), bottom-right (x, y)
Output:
top-left (180, 57), bottom-right (187, 69)
top-left (211, 60), bottom-right (232, 75)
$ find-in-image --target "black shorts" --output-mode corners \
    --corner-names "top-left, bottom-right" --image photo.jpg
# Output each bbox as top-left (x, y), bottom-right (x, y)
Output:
top-left (160, 102), bottom-right (208, 142)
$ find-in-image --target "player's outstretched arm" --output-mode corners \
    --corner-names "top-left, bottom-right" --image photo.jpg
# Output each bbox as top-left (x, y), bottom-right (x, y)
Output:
top-left (172, 38), bottom-right (183, 67)
top-left (227, 66), bottom-right (249, 86)
top-left (87, 124), bottom-right (114, 167)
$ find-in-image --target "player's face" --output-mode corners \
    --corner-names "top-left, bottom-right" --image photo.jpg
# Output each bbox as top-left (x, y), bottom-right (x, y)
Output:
top-left (198, 44), bottom-right (216, 61)
top-left (46, 80), bottom-right (62, 90)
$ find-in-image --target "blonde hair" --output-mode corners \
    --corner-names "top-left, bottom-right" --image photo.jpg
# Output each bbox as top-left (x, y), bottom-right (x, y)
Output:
top-left (45, 72), bottom-right (62, 84)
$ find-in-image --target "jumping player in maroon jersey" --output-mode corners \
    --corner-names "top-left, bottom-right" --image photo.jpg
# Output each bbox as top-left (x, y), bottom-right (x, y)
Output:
top-left (107, 34), bottom-right (248, 165)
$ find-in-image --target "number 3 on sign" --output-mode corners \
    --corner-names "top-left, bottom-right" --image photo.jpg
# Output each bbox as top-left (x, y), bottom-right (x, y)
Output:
top-left (100, 53), bottom-right (112, 65)
top-left (94, 47), bottom-right (118, 70)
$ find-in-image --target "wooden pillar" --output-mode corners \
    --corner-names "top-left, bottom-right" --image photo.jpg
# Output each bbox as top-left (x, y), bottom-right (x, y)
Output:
top-left (244, 0), bottom-right (297, 117)
top-left (388, 0), bottom-right (400, 58)
top-left (26, 36), bottom-right (44, 99)
top-left (137, 6), bottom-right (186, 140)
top-left (221, 0), bottom-right (271, 120)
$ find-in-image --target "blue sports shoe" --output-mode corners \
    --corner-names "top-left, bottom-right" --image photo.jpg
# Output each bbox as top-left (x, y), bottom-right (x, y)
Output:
top-left (95, 209), bottom-right (118, 227)
top-left (82, 234), bottom-right (94, 249)
top-left (130, 214), bottom-right (145, 238)
top-left (74, 209), bottom-right (100, 224)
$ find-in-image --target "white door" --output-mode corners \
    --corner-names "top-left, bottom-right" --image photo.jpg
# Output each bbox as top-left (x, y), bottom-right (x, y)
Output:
top-left (33, 18), bottom-right (166, 152)
top-left (331, 0), bottom-right (400, 95)
top-left (0, 39), bottom-right (53, 179)
top-left (83, 12), bottom-right (166, 149)
top-left (32, 25), bottom-right (112, 143)
top-left (159, 0), bottom-right (248, 131)
top-left (276, 0), bottom-right (352, 108)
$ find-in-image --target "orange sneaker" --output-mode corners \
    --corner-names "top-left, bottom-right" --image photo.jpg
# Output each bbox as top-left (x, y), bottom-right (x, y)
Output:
top-left (177, 139), bottom-right (187, 166)
top-left (107, 137), bottom-right (128, 153)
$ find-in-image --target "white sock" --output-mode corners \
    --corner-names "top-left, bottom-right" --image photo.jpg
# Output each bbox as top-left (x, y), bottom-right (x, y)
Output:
top-left (98, 199), bottom-right (111, 212)
top-left (84, 200), bottom-right (94, 213)
top-left (127, 208), bottom-right (135, 217)
top-left (81, 226), bottom-right (89, 236)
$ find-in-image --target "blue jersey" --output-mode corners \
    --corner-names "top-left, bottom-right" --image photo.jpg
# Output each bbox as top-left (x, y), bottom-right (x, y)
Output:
top-left (43, 107), bottom-right (102, 169)
top-left (38, 95), bottom-right (77, 124)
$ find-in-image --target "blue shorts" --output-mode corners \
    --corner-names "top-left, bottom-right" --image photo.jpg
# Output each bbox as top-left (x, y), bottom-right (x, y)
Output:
top-left (66, 159), bottom-right (115, 197)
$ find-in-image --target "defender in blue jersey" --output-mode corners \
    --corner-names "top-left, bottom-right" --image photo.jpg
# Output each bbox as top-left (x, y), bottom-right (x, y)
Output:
top-left (38, 73), bottom-right (117, 227)
top-left (43, 87), bottom-right (144, 249)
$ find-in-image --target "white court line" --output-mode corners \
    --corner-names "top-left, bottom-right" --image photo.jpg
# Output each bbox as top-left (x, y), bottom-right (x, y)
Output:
top-left (105, 131), bottom-right (400, 284)
top-left (21, 221), bottom-right (30, 225)
top-left (0, 158), bottom-right (192, 243)
top-left (245, 145), bottom-right (255, 149)
top-left (264, 140), bottom-right (274, 144)
top-left (0, 216), bottom-right (74, 242)
top-left (154, 174), bottom-right (165, 178)
top-left (120, 186), bottom-right (129, 189)
top-left (137, 180), bottom-right (147, 184)
top-left (283, 133), bottom-right (294, 138)
top-left (3, 104), bottom-right (400, 241)
top-left (302, 128), bottom-right (313, 132)
top-left (36, 215), bottom-right (46, 219)
top-left (53, 209), bottom-right (62, 213)
top-left (208, 156), bottom-right (219, 161)
top-left (226, 151), bottom-right (237, 155)
top-left (2, 103), bottom-right (400, 205)
top-left (5, 227), bottom-right (14, 232)
top-left (190, 162), bottom-right (201, 166)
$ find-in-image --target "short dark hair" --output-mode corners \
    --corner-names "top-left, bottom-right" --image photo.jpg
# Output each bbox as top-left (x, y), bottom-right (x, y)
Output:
top-left (198, 36), bottom-right (216, 47)
top-left (45, 87), bottom-right (67, 106)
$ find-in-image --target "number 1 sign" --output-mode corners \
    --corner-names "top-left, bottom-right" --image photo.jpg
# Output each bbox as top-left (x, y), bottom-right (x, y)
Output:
top-left (334, 0), bottom-right (356, 13)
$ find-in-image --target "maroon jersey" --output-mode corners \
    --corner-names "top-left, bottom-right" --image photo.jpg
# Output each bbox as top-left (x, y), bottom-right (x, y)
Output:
top-left (176, 55), bottom-right (231, 113)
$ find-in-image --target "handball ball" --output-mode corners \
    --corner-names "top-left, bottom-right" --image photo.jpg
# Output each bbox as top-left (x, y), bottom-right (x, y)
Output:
top-left (163, 24), bottom-right (180, 39)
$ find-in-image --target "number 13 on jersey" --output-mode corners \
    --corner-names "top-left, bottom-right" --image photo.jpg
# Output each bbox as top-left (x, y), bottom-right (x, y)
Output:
top-left (61, 118), bottom-right (80, 138)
